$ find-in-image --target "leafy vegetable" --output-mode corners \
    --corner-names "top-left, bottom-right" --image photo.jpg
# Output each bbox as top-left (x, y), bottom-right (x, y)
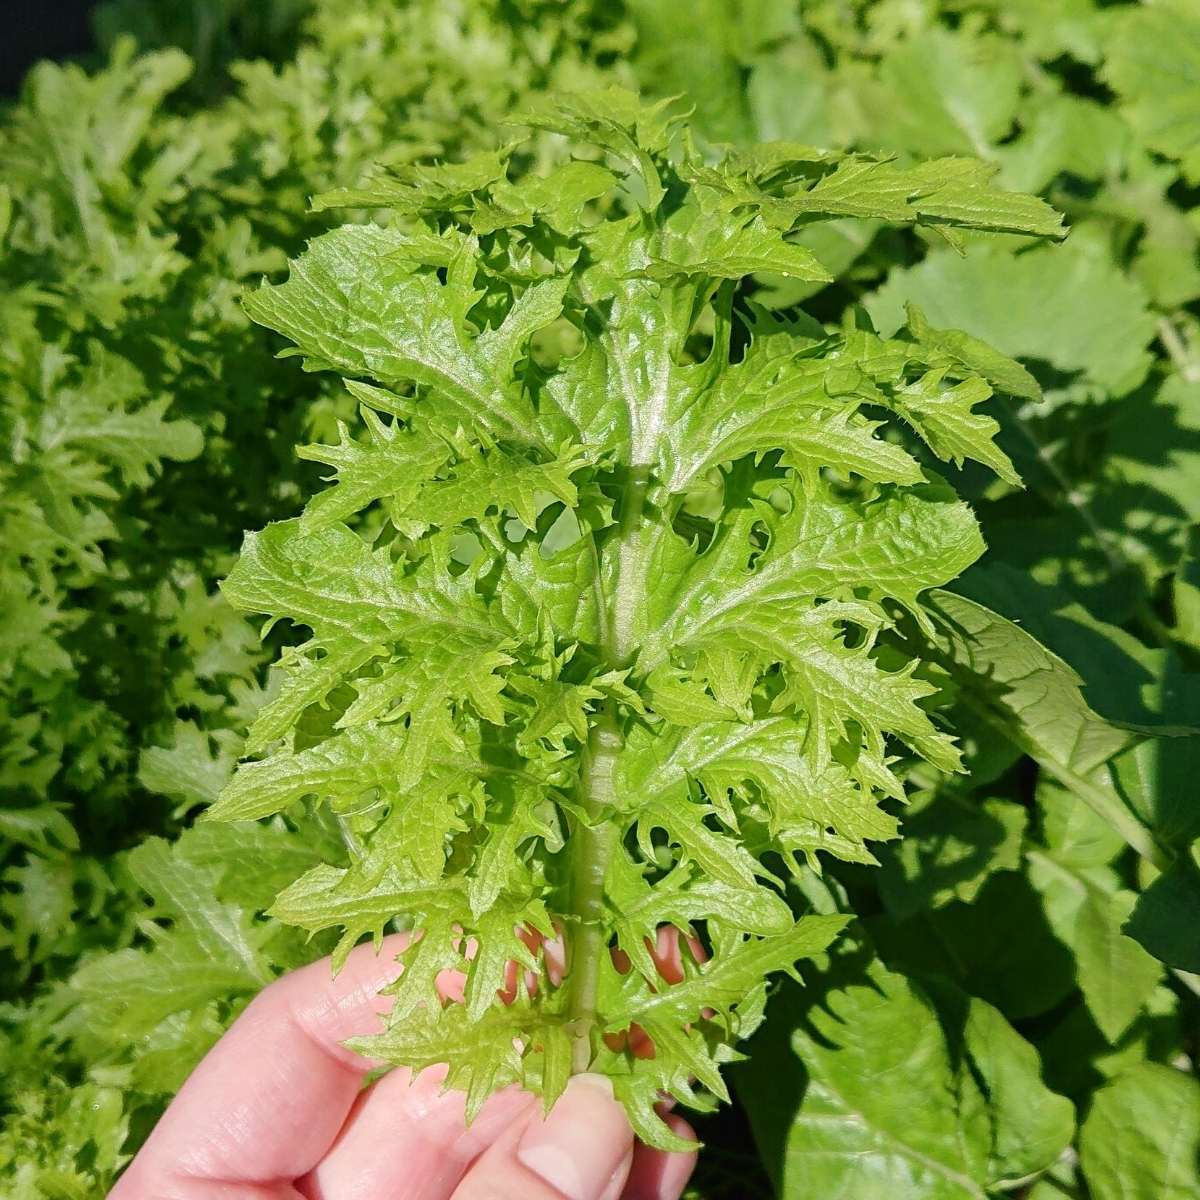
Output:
top-left (3, 2), bottom-right (1199, 1196)
top-left (205, 91), bottom-right (1060, 1141)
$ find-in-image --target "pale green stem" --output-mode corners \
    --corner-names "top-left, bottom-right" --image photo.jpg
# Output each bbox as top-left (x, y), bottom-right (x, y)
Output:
top-left (1158, 315), bottom-right (1200, 384)
top-left (565, 461), bottom-right (653, 1069)
top-left (567, 715), bottom-right (621, 1070)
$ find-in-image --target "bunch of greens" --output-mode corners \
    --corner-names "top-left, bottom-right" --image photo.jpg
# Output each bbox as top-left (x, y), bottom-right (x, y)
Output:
top-left (1, 2), bottom-right (1197, 1198)
top-left (208, 88), bottom-right (1064, 1145)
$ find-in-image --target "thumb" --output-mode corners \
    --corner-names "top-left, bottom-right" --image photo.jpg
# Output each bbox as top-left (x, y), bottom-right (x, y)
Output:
top-left (451, 1074), bottom-right (634, 1200)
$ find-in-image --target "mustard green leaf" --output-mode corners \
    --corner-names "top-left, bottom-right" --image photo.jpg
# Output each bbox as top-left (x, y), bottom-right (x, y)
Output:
top-left (215, 89), bottom-right (1059, 1138)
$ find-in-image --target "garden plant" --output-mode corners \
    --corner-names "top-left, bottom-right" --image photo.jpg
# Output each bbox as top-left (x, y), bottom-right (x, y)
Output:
top-left (2, 3), bottom-right (1199, 1198)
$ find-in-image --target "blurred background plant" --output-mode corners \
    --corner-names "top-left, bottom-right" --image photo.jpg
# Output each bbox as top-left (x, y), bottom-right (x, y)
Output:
top-left (1, 3), bottom-right (1197, 1197)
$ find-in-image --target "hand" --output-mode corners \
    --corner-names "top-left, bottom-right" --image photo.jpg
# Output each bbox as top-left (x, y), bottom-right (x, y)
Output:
top-left (110, 933), bottom-right (698, 1199)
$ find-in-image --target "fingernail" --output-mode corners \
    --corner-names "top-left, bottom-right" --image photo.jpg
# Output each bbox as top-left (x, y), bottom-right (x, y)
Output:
top-left (518, 1073), bottom-right (633, 1200)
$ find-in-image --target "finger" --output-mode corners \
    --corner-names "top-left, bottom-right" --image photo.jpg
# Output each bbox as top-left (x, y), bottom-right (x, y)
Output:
top-left (112, 933), bottom-right (416, 1197)
top-left (622, 1115), bottom-right (698, 1200)
top-left (300, 1063), bottom-right (536, 1200)
top-left (451, 1074), bottom-right (634, 1200)
top-left (648, 926), bottom-right (707, 984)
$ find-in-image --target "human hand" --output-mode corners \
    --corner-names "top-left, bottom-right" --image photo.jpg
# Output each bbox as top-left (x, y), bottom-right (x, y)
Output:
top-left (110, 932), bottom-right (698, 1199)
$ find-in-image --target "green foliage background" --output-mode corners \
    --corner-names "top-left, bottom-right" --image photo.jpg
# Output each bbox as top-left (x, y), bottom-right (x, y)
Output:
top-left (1, 1), bottom-right (1198, 1196)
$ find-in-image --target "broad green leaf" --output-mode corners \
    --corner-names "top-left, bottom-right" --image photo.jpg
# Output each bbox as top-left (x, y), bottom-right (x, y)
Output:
top-left (624, 0), bottom-right (798, 143)
top-left (1174, 527), bottom-right (1200, 648)
top-left (739, 954), bottom-right (1073, 1199)
top-left (857, 27), bottom-right (1022, 159)
top-left (920, 589), bottom-right (1167, 867)
top-left (878, 790), bottom-right (1026, 920)
top-left (868, 240), bottom-right (1157, 394)
top-left (1037, 779), bottom-right (1127, 871)
top-left (1113, 733), bottom-right (1200, 854)
top-left (955, 564), bottom-right (1200, 854)
top-left (923, 589), bottom-right (1129, 775)
top-left (1107, 374), bottom-right (1200, 531)
top-left (956, 563), bottom-right (1200, 741)
top-left (171, 822), bottom-right (329, 912)
top-left (872, 872), bottom-right (1078, 1021)
top-left (1103, 1), bottom-right (1200, 184)
top-left (1079, 1064), bottom-right (1200, 1200)
top-left (68, 938), bottom-right (261, 1041)
top-left (998, 94), bottom-right (1130, 194)
top-left (1028, 852), bottom-right (1162, 1043)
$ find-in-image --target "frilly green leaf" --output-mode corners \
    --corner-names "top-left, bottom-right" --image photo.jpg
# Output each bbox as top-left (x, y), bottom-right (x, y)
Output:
top-left (216, 88), bottom-right (1055, 1142)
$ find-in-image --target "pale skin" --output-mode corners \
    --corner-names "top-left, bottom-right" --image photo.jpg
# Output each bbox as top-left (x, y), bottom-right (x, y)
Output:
top-left (111, 931), bottom-right (698, 1200)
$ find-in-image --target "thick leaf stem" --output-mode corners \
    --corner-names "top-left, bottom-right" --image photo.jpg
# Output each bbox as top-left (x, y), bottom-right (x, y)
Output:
top-left (565, 462), bottom-right (654, 1069)
top-left (567, 712), bottom-right (621, 1070)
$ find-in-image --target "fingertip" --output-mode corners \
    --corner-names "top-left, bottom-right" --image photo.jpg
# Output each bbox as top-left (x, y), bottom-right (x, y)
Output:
top-left (515, 1074), bottom-right (634, 1200)
top-left (276, 929), bottom-right (411, 1011)
top-left (623, 1114), bottom-right (699, 1200)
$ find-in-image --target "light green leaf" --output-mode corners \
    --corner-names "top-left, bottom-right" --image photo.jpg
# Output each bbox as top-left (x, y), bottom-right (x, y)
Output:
top-left (269, 862), bottom-right (466, 970)
top-left (1079, 1064), bottom-right (1200, 1200)
top-left (889, 369), bottom-right (1019, 486)
top-left (740, 956), bottom-right (1073, 1199)
top-left (618, 717), bottom-right (901, 870)
top-left (348, 997), bottom-right (569, 1122)
top-left (209, 725), bottom-right (409, 822)
top-left (138, 721), bottom-right (239, 814)
top-left (1028, 853), bottom-right (1162, 1043)
top-left (214, 91), bottom-right (1059, 1133)
top-left (651, 213), bottom-right (831, 283)
top-left (126, 838), bottom-right (272, 979)
top-left (243, 225), bottom-right (561, 447)
top-left (868, 240), bottom-right (1156, 394)
top-left (1103, 1), bottom-right (1200, 184)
